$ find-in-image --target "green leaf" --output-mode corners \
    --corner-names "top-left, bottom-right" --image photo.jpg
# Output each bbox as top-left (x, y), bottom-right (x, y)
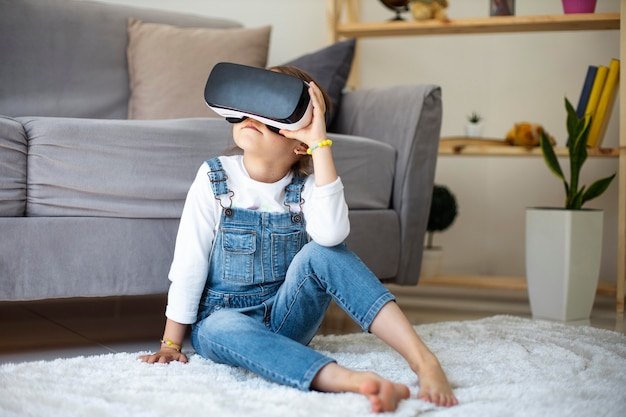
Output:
top-left (566, 186), bottom-right (585, 210)
top-left (564, 97), bottom-right (590, 203)
top-left (540, 131), bottom-right (563, 181)
top-left (565, 98), bottom-right (579, 139)
top-left (581, 174), bottom-right (617, 206)
top-left (546, 97), bottom-right (616, 209)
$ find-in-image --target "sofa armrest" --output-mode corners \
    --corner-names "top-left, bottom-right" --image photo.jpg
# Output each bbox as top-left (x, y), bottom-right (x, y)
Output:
top-left (330, 84), bottom-right (442, 285)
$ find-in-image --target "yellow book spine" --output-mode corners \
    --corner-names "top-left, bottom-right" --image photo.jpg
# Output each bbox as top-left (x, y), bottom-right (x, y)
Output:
top-left (587, 59), bottom-right (620, 147)
top-left (584, 65), bottom-right (608, 120)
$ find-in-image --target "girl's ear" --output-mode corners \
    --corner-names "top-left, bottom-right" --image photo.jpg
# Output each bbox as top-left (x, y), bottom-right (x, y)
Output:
top-left (293, 142), bottom-right (308, 156)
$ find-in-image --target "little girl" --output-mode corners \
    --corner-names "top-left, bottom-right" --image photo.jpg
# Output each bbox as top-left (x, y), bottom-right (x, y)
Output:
top-left (141, 66), bottom-right (457, 412)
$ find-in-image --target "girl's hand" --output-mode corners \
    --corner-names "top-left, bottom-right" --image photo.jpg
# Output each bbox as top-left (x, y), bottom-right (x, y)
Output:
top-left (281, 81), bottom-right (327, 147)
top-left (141, 320), bottom-right (189, 364)
top-left (140, 348), bottom-right (188, 364)
top-left (282, 81), bottom-right (338, 187)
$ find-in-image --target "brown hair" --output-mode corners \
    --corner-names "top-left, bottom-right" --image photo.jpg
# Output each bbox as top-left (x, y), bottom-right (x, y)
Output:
top-left (268, 65), bottom-right (332, 176)
top-left (268, 65), bottom-right (332, 111)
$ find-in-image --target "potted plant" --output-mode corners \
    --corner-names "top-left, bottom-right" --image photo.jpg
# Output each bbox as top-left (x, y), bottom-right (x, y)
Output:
top-left (526, 97), bottom-right (615, 321)
top-left (422, 184), bottom-right (458, 278)
top-left (465, 111), bottom-right (483, 137)
top-left (562, 0), bottom-right (596, 14)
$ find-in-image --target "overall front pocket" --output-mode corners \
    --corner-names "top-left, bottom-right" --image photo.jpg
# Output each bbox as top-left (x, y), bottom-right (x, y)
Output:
top-left (221, 229), bottom-right (256, 283)
top-left (271, 230), bottom-right (304, 281)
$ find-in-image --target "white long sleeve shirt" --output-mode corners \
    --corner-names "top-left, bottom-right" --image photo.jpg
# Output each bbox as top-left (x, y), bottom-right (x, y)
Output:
top-left (166, 155), bottom-right (350, 324)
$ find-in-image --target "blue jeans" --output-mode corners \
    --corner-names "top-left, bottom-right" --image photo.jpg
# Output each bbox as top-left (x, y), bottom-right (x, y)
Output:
top-left (191, 241), bottom-right (396, 391)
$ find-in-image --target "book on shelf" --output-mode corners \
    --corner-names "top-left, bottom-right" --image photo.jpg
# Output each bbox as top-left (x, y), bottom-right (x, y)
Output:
top-left (587, 58), bottom-right (620, 148)
top-left (575, 65), bottom-right (597, 119)
top-left (584, 65), bottom-right (608, 121)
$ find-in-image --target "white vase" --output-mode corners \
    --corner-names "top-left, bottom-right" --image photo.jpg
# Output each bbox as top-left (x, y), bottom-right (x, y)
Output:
top-left (465, 123), bottom-right (483, 137)
top-left (525, 208), bottom-right (603, 322)
top-left (421, 247), bottom-right (444, 278)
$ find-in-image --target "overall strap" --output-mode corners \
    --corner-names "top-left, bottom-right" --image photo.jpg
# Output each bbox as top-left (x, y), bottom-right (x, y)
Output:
top-left (206, 157), bottom-right (234, 216)
top-left (284, 173), bottom-right (307, 223)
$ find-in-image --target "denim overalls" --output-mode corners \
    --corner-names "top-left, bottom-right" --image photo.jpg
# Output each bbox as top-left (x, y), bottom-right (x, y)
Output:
top-left (191, 157), bottom-right (396, 391)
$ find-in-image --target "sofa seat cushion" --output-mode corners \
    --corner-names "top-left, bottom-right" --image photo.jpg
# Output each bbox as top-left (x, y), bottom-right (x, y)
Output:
top-left (24, 117), bottom-right (233, 218)
top-left (0, 212), bottom-right (399, 300)
top-left (329, 133), bottom-right (395, 209)
top-left (22, 118), bottom-right (394, 218)
top-left (0, 217), bottom-right (176, 300)
top-left (347, 210), bottom-right (399, 279)
top-left (0, 117), bottom-right (27, 216)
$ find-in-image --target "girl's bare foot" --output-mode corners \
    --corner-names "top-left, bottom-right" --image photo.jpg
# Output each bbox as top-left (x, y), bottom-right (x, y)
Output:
top-left (414, 359), bottom-right (458, 407)
top-left (359, 378), bottom-right (410, 413)
top-left (311, 363), bottom-right (410, 413)
top-left (368, 302), bottom-right (458, 407)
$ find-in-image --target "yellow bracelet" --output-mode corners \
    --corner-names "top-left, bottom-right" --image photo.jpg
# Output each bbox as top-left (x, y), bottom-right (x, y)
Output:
top-left (160, 338), bottom-right (183, 352)
top-left (306, 139), bottom-right (333, 155)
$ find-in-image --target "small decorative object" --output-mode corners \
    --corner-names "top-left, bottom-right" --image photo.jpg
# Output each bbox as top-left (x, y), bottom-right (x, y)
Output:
top-left (526, 97), bottom-right (615, 322)
top-left (465, 111), bottom-right (483, 137)
top-left (490, 0), bottom-right (515, 16)
top-left (410, 0), bottom-right (449, 22)
top-left (505, 122), bottom-right (555, 147)
top-left (422, 184), bottom-right (458, 278)
top-left (379, 0), bottom-right (410, 21)
top-left (562, 0), bottom-right (597, 14)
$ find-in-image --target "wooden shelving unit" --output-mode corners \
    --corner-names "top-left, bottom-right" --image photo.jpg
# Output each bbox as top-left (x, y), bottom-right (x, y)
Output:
top-left (420, 275), bottom-right (618, 296)
top-left (331, 13), bottom-right (619, 39)
top-left (439, 137), bottom-right (620, 156)
top-left (328, 0), bottom-right (625, 312)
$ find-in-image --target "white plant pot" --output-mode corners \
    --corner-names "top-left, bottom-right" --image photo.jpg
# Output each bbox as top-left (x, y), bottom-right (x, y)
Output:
top-left (465, 123), bottom-right (483, 137)
top-left (525, 208), bottom-right (603, 322)
top-left (421, 247), bottom-right (444, 278)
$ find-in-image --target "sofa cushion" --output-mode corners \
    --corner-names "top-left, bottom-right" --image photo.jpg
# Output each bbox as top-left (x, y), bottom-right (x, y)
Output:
top-left (0, 116), bottom-right (27, 217)
top-left (123, 18), bottom-right (354, 126)
top-left (0, 217), bottom-right (176, 300)
top-left (0, 212), bottom-right (400, 300)
top-left (24, 117), bottom-right (233, 218)
top-left (329, 133), bottom-right (395, 209)
top-left (0, 0), bottom-right (243, 119)
top-left (127, 19), bottom-right (271, 120)
top-left (282, 39), bottom-right (356, 127)
top-left (21, 117), bottom-right (394, 218)
top-left (347, 210), bottom-right (399, 279)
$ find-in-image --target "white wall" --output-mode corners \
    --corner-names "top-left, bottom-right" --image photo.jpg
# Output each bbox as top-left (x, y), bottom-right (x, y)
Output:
top-left (355, 0), bottom-right (620, 282)
top-left (92, 0), bottom-right (620, 282)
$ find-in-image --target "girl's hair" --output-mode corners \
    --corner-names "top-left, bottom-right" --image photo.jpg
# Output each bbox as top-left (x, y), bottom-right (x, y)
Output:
top-left (268, 65), bottom-right (332, 176)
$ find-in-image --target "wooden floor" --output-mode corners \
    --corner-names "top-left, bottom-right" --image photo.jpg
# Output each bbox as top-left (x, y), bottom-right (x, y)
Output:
top-left (320, 284), bottom-right (625, 335)
top-left (0, 284), bottom-right (623, 363)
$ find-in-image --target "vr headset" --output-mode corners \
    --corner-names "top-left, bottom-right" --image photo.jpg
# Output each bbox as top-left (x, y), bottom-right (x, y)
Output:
top-left (204, 62), bottom-right (312, 132)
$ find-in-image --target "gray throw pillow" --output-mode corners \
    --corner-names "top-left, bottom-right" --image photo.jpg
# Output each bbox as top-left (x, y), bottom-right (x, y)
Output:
top-left (282, 39), bottom-right (356, 127)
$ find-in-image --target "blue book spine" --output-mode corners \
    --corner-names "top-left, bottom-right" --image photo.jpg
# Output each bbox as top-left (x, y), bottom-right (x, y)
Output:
top-left (576, 65), bottom-right (598, 119)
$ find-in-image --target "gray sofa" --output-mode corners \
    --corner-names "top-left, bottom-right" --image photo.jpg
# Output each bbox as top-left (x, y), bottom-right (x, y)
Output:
top-left (0, 0), bottom-right (442, 301)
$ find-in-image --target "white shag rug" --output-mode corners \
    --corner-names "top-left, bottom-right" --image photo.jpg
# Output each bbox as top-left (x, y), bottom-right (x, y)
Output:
top-left (1, 315), bottom-right (625, 417)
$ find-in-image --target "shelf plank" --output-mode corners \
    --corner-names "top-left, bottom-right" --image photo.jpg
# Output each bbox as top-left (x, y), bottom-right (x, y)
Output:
top-left (420, 275), bottom-right (528, 291)
top-left (438, 137), bottom-right (619, 157)
top-left (336, 13), bottom-right (619, 38)
top-left (420, 275), bottom-right (617, 296)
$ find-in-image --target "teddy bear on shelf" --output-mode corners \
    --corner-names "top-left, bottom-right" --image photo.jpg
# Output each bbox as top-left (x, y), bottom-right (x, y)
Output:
top-left (505, 122), bottom-right (556, 147)
top-left (410, 0), bottom-right (449, 22)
